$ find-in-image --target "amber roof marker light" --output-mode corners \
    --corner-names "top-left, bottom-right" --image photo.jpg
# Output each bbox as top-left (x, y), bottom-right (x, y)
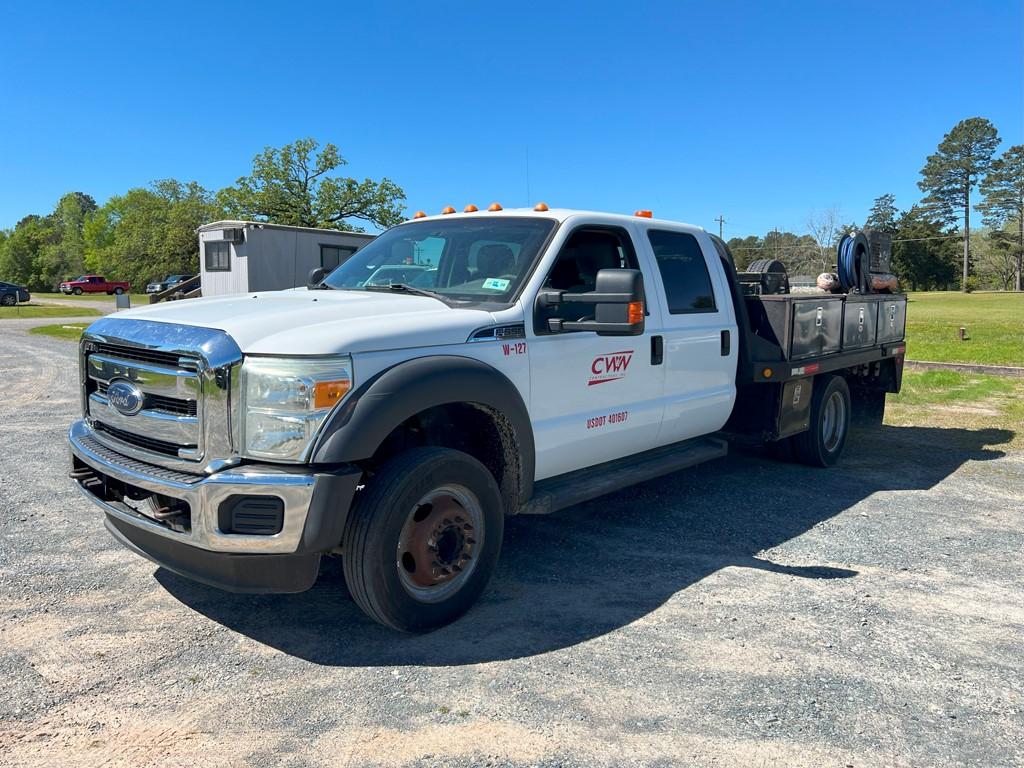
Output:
top-left (441, 206), bottom-right (456, 215)
top-left (635, 210), bottom-right (653, 218)
top-left (412, 211), bottom-right (427, 219)
top-left (533, 202), bottom-right (549, 211)
top-left (464, 204), bottom-right (478, 212)
top-left (488, 202), bottom-right (503, 211)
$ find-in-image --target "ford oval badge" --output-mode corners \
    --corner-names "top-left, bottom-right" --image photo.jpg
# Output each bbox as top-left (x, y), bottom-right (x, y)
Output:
top-left (107, 379), bottom-right (144, 416)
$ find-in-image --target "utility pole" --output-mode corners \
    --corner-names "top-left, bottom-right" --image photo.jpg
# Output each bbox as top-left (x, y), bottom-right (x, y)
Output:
top-left (715, 215), bottom-right (726, 239)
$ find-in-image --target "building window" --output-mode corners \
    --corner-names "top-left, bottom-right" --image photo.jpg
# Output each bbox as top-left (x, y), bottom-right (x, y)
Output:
top-left (647, 230), bottom-right (717, 313)
top-left (206, 241), bottom-right (231, 272)
top-left (320, 244), bottom-right (357, 271)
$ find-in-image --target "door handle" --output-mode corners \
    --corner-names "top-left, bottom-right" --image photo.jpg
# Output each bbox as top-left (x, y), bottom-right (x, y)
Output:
top-left (720, 330), bottom-right (731, 356)
top-left (651, 335), bottom-right (664, 365)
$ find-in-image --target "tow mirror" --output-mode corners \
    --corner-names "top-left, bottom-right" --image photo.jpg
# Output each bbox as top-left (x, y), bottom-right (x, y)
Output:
top-left (539, 268), bottom-right (645, 336)
top-left (307, 267), bottom-right (328, 289)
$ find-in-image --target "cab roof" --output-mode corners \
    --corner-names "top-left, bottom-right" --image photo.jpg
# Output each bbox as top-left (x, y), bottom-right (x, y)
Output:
top-left (399, 207), bottom-right (706, 235)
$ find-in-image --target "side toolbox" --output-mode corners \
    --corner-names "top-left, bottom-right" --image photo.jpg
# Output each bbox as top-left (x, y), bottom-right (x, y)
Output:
top-left (842, 297), bottom-right (879, 350)
top-left (750, 295), bottom-right (844, 361)
top-left (876, 296), bottom-right (907, 343)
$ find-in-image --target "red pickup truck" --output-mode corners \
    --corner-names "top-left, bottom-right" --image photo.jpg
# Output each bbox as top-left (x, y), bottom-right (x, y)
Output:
top-left (60, 275), bottom-right (131, 296)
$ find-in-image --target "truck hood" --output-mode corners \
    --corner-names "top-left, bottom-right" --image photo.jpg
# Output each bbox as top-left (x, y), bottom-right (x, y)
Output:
top-left (113, 289), bottom-right (501, 354)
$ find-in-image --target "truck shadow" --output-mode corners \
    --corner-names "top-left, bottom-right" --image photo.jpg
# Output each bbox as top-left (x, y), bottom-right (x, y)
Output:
top-left (157, 424), bottom-right (1013, 665)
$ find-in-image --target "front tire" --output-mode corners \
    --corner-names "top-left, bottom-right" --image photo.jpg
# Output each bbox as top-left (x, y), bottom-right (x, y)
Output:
top-left (0, 294), bottom-right (15, 307)
top-left (114, 287), bottom-right (124, 295)
top-left (342, 447), bottom-right (504, 632)
top-left (72, 287), bottom-right (82, 295)
top-left (793, 374), bottom-right (851, 467)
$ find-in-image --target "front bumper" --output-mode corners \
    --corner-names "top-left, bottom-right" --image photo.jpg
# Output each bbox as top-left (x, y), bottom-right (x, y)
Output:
top-left (69, 420), bottom-right (362, 592)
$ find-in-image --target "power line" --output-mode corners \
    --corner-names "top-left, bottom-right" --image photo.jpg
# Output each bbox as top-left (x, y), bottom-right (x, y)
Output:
top-left (729, 234), bottom-right (960, 252)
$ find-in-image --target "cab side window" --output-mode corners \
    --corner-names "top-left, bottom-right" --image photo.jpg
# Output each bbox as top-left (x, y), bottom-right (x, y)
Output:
top-left (538, 227), bottom-right (639, 328)
top-left (647, 230), bottom-right (716, 313)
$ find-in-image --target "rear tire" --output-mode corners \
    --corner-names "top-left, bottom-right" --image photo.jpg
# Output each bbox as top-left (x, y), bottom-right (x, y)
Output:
top-left (114, 287), bottom-right (124, 295)
top-left (0, 294), bottom-right (15, 307)
top-left (342, 447), bottom-right (504, 632)
top-left (793, 374), bottom-right (851, 467)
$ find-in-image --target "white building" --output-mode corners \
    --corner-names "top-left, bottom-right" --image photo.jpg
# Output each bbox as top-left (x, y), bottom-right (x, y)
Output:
top-left (198, 220), bottom-right (376, 297)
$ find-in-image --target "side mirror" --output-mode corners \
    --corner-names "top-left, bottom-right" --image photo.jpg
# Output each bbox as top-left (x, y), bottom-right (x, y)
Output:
top-left (539, 268), bottom-right (645, 335)
top-left (307, 267), bottom-right (328, 289)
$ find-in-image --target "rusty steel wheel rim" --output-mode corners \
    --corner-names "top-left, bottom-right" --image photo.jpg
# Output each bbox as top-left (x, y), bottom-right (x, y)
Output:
top-left (396, 484), bottom-right (483, 603)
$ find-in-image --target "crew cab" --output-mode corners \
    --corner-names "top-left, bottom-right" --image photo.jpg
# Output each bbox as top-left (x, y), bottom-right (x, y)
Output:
top-left (67, 207), bottom-right (906, 631)
top-left (60, 275), bottom-right (130, 295)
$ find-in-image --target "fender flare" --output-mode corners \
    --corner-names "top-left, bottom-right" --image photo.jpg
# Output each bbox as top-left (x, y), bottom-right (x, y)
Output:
top-left (311, 355), bottom-right (535, 503)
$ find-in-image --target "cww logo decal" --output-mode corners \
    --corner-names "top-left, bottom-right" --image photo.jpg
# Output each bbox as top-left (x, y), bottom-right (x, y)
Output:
top-left (588, 350), bottom-right (633, 386)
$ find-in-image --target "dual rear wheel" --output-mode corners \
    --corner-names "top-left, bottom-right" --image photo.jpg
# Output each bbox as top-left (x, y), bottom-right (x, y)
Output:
top-left (773, 374), bottom-right (853, 467)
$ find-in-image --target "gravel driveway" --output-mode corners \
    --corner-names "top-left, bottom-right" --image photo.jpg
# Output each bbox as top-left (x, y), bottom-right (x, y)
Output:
top-left (1, 323), bottom-right (1021, 767)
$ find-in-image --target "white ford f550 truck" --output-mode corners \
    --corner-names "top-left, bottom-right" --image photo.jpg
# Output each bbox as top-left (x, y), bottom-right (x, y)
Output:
top-left (69, 207), bottom-right (906, 631)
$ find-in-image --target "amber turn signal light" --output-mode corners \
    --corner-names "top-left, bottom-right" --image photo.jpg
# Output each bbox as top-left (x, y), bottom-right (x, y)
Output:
top-left (313, 380), bottom-right (351, 409)
top-left (627, 301), bottom-right (644, 324)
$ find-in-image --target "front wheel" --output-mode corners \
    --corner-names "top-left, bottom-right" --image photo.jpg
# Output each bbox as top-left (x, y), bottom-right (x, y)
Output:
top-left (0, 294), bottom-right (15, 306)
top-left (114, 287), bottom-right (124, 295)
top-left (342, 447), bottom-right (504, 632)
top-left (793, 374), bottom-right (851, 467)
top-left (72, 287), bottom-right (82, 295)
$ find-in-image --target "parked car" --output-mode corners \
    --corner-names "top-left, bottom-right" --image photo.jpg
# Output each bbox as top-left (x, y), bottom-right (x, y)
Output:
top-left (59, 275), bottom-right (131, 296)
top-left (0, 281), bottom-right (30, 306)
top-left (146, 274), bottom-right (194, 294)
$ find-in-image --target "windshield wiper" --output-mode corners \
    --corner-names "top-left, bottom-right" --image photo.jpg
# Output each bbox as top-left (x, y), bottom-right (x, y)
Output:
top-left (363, 283), bottom-right (452, 303)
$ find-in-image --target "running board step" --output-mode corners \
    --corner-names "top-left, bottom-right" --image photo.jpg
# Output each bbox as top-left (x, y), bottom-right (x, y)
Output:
top-left (520, 436), bottom-right (728, 515)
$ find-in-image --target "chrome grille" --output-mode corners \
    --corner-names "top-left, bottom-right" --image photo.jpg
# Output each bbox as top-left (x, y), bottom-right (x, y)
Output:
top-left (85, 348), bottom-right (201, 461)
top-left (90, 342), bottom-right (193, 370)
top-left (96, 381), bottom-right (198, 417)
top-left (80, 317), bottom-right (244, 474)
top-left (94, 422), bottom-right (195, 457)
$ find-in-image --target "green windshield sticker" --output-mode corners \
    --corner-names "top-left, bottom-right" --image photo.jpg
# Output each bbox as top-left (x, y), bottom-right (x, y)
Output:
top-left (482, 277), bottom-right (510, 291)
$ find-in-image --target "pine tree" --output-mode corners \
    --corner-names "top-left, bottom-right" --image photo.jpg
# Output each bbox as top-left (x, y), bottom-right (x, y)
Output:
top-left (917, 118), bottom-right (1001, 291)
top-left (978, 145), bottom-right (1024, 291)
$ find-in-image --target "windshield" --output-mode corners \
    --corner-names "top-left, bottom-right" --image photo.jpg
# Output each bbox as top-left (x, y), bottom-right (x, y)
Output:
top-left (321, 217), bottom-right (556, 304)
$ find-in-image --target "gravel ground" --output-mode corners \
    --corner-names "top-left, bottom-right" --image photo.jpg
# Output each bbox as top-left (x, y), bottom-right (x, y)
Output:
top-left (1, 323), bottom-right (1022, 768)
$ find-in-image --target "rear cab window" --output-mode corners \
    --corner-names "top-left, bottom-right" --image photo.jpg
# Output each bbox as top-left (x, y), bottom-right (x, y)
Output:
top-left (646, 229), bottom-right (717, 314)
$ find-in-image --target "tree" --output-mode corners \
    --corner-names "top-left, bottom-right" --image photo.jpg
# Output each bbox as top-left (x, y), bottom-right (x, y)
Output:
top-left (805, 208), bottom-right (844, 275)
top-left (217, 138), bottom-right (406, 230)
top-left (973, 225), bottom-right (1018, 290)
top-left (917, 117), bottom-right (1001, 290)
top-left (85, 180), bottom-right (222, 288)
top-left (865, 194), bottom-right (898, 233)
top-left (891, 206), bottom-right (959, 291)
top-left (978, 144), bottom-right (1024, 291)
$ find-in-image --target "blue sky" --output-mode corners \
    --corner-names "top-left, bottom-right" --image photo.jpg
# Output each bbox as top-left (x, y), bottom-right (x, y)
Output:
top-left (1, 1), bottom-right (1020, 237)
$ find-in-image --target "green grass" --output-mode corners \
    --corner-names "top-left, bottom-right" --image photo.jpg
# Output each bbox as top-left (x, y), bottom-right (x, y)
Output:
top-left (28, 323), bottom-right (90, 340)
top-left (892, 369), bottom-right (1016, 405)
top-left (905, 291), bottom-right (1024, 367)
top-left (887, 369), bottom-right (1024, 449)
top-left (0, 304), bottom-right (102, 319)
top-left (33, 291), bottom-right (146, 302)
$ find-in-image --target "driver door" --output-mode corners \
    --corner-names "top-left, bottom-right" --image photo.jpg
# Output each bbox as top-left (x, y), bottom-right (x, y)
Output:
top-left (527, 223), bottom-right (666, 480)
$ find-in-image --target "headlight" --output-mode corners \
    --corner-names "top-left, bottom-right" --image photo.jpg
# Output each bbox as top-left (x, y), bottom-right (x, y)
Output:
top-left (240, 355), bottom-right (353, 461)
